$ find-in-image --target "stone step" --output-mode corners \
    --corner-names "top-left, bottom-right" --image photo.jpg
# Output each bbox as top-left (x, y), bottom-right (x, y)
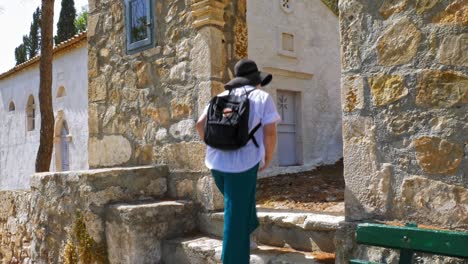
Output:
top-left (105, 200), bottom-right (197, 264)
top-left (162, 235), bottom-right (330, 264)
top-left (198, 208), bottom-right (344, 253)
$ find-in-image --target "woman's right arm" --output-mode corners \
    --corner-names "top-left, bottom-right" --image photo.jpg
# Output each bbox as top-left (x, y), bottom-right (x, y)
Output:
top-left (260, 122), bottom-right (277, 171)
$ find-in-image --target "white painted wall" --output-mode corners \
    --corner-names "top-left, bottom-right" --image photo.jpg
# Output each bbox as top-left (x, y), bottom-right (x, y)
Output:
top-left (0, 44), bottom-right (89, 190)
top-left (248, 0), bottom-right (342, 172)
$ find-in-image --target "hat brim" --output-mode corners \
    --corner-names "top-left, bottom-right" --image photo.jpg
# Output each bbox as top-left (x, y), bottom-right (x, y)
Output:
top-left (259, 71), bottom-right (272, 87)
top-left (224, 71), bottom-right (272, 90)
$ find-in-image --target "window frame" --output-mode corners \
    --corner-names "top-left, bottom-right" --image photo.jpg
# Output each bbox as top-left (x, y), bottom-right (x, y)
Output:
top-left (276, 27), bottom-right (297, 58)
top-left (26, 95), bottom-right (36, 131)
top-left (57, 85), bottom-right (66, 98)
top-left (8, 101), bottom-right (15, 112)
top-left (125, 0), bottom-right (155, 54)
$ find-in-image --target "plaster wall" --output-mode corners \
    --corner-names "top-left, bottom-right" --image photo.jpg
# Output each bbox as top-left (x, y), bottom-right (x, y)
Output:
top-left (247, 0), bottom-right (343, 169)
top-left (0, 44), bottom-right (89, 190)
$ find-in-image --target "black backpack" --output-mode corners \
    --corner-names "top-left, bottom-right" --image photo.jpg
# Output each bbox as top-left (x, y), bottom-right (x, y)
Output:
top-left (204, 89), bottom-right (261, 150)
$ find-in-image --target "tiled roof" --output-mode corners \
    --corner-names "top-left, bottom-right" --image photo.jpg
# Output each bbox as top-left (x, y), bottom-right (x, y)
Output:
top-left (0, 31), bottom-right (87, 81)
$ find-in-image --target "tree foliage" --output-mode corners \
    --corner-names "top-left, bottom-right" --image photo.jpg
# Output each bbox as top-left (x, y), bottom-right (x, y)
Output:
top-left (321, 0), bottom-right (339, 15)
top-left (74, 7), bottom-right (88, 33)
top-left (14, 44), bottom-right (28, 65)
top-left (28, 7), bottom-right (42, 58)
top-left (14, 7), bottom-right (42, 64)
top-left (22, 35), bottom-right (30, 55)
top-left (55, 0), bottom-right (77, 45)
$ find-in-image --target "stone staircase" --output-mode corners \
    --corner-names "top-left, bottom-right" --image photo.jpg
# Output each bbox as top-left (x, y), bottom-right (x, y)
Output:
top-left (161, 209), bottom-right (343, 263)
top-left (102, 168), bottom-right (344, 263)
top-left (105, 200), bottom-right (198, 263)
top-left (198, 209), bottom-right (344, 253)
top-left (162, 236), bottom-right (324, 264)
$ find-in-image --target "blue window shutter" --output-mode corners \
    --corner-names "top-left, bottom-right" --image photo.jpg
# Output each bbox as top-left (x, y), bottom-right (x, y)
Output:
top-left (125, 0), bottom-right (155, 54)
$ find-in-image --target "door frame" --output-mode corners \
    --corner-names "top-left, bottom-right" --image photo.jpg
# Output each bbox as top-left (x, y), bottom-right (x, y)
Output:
top-left (276, 89), bottom-right (303, 166)
top-left (54, 111), bottom-right (72, 172)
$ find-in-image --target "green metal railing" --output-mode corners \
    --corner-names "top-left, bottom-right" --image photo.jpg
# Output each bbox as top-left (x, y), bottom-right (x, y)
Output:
top-left (350, 223), bottom-right (468, 264)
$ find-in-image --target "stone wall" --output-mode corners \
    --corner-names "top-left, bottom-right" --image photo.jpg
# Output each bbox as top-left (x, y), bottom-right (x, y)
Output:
top-left (29, 166), bottom-right (168, 263)
top-left (338, 0), bottom-right (467, 262)
top-left (0, 191), bottom-right (33, 263)
top-left (0, 165), bottom-right (224, 264)
top-left (87, 0), bottom-right (245, 171)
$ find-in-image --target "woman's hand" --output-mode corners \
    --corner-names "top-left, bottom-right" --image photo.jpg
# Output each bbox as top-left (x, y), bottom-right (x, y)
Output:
top-left (259, 158), bottom-right (270, 172)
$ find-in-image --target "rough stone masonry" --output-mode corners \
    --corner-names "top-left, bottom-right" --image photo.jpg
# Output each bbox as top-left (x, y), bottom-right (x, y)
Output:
top-left (338, 0), bottom-right (467, 262)
top-left (87, 0), bottom-right (246, 171)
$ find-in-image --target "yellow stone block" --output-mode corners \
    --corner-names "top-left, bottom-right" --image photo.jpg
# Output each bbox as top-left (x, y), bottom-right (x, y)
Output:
top-left (368, 74), bottom-right (408, 106)
top-left (414, 136), bottom-right (463, 175)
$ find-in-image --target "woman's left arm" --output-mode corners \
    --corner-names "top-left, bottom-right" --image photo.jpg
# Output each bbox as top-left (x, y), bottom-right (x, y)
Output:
top-left (196, 113), bottom-right (207, 141)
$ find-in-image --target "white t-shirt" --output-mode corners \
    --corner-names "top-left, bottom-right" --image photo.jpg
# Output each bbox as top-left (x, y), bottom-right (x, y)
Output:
top-left (204, 85), bottom-right (281, 173)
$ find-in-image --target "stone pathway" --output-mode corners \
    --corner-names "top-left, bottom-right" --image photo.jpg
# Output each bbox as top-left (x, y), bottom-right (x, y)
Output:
top-left (257, 161), bottom-right (345, 213)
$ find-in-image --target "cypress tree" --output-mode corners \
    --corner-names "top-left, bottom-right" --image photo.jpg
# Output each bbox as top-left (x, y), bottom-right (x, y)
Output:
top-left (28, 7), bottom-right (42, 58)
top-left (15, 44), bottom-right (28, 65)
top-left (22, 35), bottom-right (30, 54)
top-left (55, 0), bottom-right (77, 45)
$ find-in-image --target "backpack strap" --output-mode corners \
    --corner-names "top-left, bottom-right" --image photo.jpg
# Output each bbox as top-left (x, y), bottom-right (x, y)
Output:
top-left (243, 87), bottom-right (256, 98)
top-left (249, 122), bottom-right (262, 148)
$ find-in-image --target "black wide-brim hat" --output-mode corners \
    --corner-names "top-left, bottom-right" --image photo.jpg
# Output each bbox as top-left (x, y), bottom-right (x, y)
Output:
top-left (225, 59), bottom-right (272, 90)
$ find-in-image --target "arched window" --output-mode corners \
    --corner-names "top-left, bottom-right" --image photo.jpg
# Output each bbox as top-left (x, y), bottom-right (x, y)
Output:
top-left (26, 95), bottom-right (35, 131)
top-left (57, 86), bottom-right (66, 98)
top-left (8, 101), bottom-right (15, 111)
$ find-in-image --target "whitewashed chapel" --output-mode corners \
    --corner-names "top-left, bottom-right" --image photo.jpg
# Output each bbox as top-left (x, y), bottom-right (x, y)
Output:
top-left (0, 33), bottom-right (89, 189)
top-left (0, 0), bottom-right (342, 190)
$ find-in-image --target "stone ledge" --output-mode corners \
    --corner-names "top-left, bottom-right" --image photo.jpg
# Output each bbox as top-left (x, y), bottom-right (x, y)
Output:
top-left (199, 209), bottom-right (344, 252)
top-left (106, 200), bottom-right (197, 264)
top-left (106, 200), bottom-right (194, 218)
top-left (258, 210), bottom-right (345, 231)
top-left (163, 235), bottom-right (324, 264)
top-left (200, 209), bottom-right (344, 232)
top-left (262, 67), bottom-right (314, 80)
top-left (31, 165), bottom-right (169, 189)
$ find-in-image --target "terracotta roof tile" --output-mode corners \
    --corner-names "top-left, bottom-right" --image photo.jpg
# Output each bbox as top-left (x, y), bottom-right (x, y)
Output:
top-left (0, 31), bottom-right (87, 81)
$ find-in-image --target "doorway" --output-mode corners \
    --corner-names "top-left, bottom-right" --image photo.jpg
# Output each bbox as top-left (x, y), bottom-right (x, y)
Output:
top-left (277, 90), bottom-right (300, 166)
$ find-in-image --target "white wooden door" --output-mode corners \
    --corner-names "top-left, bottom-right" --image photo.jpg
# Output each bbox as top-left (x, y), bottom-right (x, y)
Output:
top-left (277, 90), bottom-right (298, 166)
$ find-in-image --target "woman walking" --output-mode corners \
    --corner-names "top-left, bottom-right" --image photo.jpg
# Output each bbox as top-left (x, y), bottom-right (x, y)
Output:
top-left (196, 59), bottom-right (281, 264)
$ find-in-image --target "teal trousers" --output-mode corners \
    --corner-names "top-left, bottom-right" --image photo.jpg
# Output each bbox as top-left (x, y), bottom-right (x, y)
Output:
top-left (211, 163), bottom-right (260, 264)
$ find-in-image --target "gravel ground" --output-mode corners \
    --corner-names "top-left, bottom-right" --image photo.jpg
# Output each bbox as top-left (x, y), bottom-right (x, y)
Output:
top-left (256, 160), bottom-right (345, 214)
